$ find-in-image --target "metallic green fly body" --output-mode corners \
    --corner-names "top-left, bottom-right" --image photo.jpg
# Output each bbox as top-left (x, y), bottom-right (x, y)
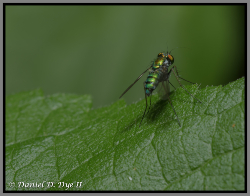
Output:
top-left (119, 51), bottom-right (201, 127)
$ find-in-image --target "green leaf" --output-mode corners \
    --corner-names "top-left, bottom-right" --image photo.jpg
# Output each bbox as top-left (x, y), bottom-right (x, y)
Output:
top-left (5, 78), bottom-right (245, 191)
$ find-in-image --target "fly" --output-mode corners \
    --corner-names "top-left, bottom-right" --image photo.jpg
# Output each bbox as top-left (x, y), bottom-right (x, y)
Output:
top-left (119, 50), bottom-right (202, 127)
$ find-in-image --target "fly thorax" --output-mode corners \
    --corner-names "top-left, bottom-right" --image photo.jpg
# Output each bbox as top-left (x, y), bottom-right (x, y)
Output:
top-left (152, 57), bottom-right (165, 70)
top-left (163, 59), bottom-right (171, 68)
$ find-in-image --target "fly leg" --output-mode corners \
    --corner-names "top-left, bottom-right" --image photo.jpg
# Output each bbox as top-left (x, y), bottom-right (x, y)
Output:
top-left (140, 94), bottom-right (148, 127)
top-left (170, 66), bottom-right (202, 103)
top-left (172, 65), bottom-right (195, 84)
top-left (140, 83), bottom-right (148, 127)
top-left (169, 81), bottom-right (176, 90)
top-left (147, 94), bottom-right (152, 114)
top-left (162, 81), bottom-right (181, 127)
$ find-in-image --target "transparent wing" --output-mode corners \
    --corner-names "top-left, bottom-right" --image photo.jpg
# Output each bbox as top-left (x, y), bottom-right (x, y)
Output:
top-left (157, 80), bottom-right (171, 100)
top-left (119, 65), bottom-right (152, 99)
top-left (156, 67), bottom-right (171, 100)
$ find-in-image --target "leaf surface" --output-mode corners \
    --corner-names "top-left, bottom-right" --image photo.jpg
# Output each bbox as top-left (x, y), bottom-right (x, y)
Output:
top-left (5, 78), bottom-right (245, 190)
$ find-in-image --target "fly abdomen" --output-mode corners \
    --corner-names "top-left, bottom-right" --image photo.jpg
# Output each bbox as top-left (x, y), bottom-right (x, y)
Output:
top-left (145, 72), bottom-right (160, 96)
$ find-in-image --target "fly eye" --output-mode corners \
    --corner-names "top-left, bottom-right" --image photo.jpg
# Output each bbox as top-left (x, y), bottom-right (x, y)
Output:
top-left (167, 55), bottom-right (174, 61)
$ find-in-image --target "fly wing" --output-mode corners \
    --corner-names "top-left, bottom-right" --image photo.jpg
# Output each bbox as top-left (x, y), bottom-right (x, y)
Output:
top-left (119, 65), bottom-right (152, 99)
top-left (157, 68), bottom-right (171, 100)
top-left (157, 80), bottom-right (171, 100)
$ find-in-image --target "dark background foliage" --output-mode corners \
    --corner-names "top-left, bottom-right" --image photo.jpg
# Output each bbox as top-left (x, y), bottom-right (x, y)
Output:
top-left (6, 5), bottom-right (245, 108)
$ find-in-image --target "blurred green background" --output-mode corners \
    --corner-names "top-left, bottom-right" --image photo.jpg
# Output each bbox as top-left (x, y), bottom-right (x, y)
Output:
top-left (6, 5), bottom-right (245, 108)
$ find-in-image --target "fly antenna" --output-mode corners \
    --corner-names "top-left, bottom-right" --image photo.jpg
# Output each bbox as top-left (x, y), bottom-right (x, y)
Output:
top-left (169, 47), bottom-right (179, 54)
top-left (169, 46), bottom-right (191, 54)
